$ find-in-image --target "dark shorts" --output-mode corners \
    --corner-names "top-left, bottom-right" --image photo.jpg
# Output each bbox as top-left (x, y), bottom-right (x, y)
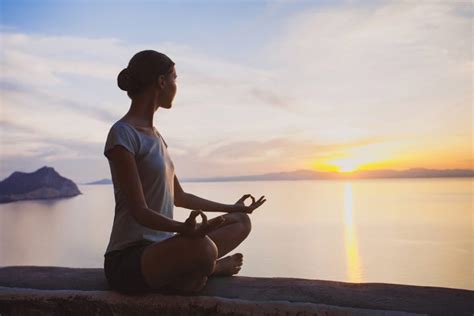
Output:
top-left (104, 240), bottom-right (155, 294)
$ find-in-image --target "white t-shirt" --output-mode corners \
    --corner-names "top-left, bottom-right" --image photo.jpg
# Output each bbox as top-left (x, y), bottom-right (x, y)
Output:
top-left (103, 121), bottom-right (176, 255)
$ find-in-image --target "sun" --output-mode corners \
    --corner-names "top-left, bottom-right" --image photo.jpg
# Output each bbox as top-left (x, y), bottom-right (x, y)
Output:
top-left (330, 158), bottom-right (359, 173)
top-left (323, 144), bottom-right (396, 173)
top-left (339, 162), bottom-right (358, 173)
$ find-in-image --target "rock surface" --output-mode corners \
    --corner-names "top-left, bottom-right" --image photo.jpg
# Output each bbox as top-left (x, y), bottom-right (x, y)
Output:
top-left (0, 266), bottom-right (473, 315)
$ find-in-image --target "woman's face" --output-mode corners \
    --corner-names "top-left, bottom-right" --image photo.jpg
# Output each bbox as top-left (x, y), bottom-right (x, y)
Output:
top-left (155, 66), bottom-right (177, 110)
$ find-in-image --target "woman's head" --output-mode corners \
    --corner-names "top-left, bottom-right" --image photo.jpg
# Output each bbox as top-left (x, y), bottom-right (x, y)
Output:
top-left (117, 50), bottom-right (177, 108)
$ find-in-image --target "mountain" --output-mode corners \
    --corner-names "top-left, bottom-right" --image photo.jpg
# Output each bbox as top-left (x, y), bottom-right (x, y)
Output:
top-left (87, 168), bottom-right (474, 184)
top-left (181, 168), bottom-right (474, 182)
top-left (0, 166), bottom-right (82, 204)
top-left (84, 178), bottom-right (112, 185)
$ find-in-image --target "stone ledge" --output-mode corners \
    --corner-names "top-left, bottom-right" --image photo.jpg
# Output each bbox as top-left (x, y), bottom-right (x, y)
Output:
top-left (0, 266), bottom-right (473, 315)
top-left (0, 287), bottom-right (414, 316)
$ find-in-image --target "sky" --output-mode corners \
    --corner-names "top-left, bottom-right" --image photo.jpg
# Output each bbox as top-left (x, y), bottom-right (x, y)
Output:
top-left (0, 0), bottom-right (472, 183)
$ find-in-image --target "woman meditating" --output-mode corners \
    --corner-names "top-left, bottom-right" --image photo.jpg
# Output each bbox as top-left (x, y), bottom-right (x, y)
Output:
top-left (103, 50), bottom-right (266, 295)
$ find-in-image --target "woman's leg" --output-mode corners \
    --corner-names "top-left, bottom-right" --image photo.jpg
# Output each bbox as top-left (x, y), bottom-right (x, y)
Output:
top-left (191, 211), bottom-right (251, 277)
top-left (206, 212), bottom-right (252, 258)
top-left (140, 234), bottom-right (218, 293)
top-left (140, 212), bottom-right (252, 292)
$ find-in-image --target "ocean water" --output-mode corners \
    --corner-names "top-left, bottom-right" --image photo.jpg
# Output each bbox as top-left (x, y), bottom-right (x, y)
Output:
top-left (0, 178), bottom-right (472, 290)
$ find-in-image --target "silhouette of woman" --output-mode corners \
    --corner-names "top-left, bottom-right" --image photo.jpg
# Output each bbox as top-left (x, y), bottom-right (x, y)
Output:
top-left (103, 50), bottom-right (266, 294)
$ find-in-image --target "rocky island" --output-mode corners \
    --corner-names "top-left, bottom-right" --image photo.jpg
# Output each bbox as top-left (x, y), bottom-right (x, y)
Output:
top-left (85, 178), bottom-right (112, 185)
top-left (0, 166), bottom-right (81, 204)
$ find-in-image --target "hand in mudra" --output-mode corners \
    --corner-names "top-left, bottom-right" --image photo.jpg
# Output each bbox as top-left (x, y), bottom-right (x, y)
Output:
top-left (234, 194), bottom-right (266, 214)
top-left (181, 209), bottom-right (226, 239)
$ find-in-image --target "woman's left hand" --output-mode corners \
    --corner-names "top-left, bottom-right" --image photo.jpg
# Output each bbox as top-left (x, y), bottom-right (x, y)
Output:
top-left (232, 194), bottom-right (266, 214)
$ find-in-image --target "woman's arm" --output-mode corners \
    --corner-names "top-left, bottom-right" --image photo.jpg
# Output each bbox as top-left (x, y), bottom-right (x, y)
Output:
top-left (174, 175), bottom-right (238, 213)
top-left (181, 192), bottom-right (239, 213)
top-left (174, 175), bottom-right (267, 213)
top-left (108, 145), bottom-right (188, 233)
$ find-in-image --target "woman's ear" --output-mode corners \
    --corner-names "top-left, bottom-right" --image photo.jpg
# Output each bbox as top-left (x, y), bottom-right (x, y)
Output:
top-left (156, 74), bottom-right (166, 90)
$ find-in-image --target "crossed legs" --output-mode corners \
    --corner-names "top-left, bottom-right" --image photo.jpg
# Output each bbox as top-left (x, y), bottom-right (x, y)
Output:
top-left (140, 212), bottom-right (251, 294)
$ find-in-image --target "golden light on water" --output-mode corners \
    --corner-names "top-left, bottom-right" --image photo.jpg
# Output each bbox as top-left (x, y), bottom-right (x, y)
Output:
top-left (343, 182), bottom-right (363, 282)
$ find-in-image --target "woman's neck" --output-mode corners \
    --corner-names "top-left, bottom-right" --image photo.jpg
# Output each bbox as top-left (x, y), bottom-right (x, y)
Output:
top-left (123, 94), bottom-right (158, 128)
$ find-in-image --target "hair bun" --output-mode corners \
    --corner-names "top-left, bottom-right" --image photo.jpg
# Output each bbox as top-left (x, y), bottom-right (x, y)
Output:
top-left (118, 50), bottom-right (175, 98)
top-left (117, 68), bottom-right (131, 91)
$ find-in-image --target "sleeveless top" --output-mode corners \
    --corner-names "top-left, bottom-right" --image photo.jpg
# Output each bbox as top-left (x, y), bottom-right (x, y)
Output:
top-left (103, 121), bottom-right (176, 256)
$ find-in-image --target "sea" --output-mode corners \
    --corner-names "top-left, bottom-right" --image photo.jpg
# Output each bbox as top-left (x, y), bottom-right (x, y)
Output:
top-left (0, 178), bottom-right (472, 290)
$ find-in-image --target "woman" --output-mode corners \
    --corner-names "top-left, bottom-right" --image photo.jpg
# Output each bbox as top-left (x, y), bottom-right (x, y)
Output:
top-left (103, 50), bottom-right (266, 295)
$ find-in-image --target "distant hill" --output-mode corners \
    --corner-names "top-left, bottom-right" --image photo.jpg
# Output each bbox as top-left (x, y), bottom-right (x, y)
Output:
top-left (181, 168), bottom-right (474, 182)
top-left (87, 168), bottom-right (474, 184)
top-left (0, 166), bottom-right (82, 204)
top-left (84, 178), bottom-right (112, 185)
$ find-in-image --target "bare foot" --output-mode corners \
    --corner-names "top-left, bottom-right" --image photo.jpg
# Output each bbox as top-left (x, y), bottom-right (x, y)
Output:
top-left (211, 253), bottom-right (243, 277)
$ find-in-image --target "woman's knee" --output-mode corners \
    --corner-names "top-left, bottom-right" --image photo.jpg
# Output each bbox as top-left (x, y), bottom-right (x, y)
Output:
top-left (234, 212), bottom-right (252, 235)
top-left (192, 235), bottom-right (218, 274)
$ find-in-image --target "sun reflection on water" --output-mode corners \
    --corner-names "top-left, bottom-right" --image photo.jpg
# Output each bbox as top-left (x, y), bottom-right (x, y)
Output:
top-left (343, 182), bottom-right (363, 282)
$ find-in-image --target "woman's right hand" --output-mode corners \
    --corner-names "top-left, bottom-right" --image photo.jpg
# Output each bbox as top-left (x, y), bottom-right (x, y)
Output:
top-left (180, 209), bottom-right (226, 238)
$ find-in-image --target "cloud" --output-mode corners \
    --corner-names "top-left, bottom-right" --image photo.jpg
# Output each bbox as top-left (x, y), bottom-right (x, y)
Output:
top-left (249, 88), bottom-right (296, 109)
top-left (1, 0), bottom-right (472, 181)
top-left (2, 33), bottom-right (123, 86)
top-left (0, 118), bottom-right (106, 183)
top-left (1, 82), bottom-right (117, 124)
top-left (0, 119), bottom-right (103, 159)
top-left (0, 30), bottom-right (297, 181)
top-left (168, 134), bottom-right (392, 178)
top-left (203, 135), bottom-right (386, 162)
top-left (259, 0), bottom-right (472, 134)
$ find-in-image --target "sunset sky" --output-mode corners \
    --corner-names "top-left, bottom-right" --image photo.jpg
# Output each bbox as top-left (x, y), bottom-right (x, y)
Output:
top-left (1, 0), bottom-right (472, 183)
